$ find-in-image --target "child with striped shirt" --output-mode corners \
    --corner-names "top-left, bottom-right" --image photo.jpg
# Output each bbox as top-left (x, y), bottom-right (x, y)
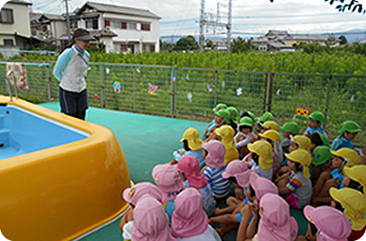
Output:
top-left (202, 140), bottom-right (231, 198)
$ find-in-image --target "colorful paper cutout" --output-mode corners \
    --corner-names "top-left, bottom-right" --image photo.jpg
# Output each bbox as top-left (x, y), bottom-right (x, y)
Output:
top-left (171, 76), bottom-right (176, 82)
top-left (106, 67), bottom-right (110, 74)
top-left (148, 83), bottom-right (158, 95)
top-left (112, 81), bottom-right (123, 93)
top-left (6, 62), bottom-right (28, 90)
top-left (93, 94), bottom-right (99, 99)
top-left (236, 87), bottom-right (242, 97)
top-left (207, 85), bottom-right (213, 92)
top-left (136, 67), bottom-right (141, 73)
top-left (294, 105), bottom-right (310, 124)
top-left (187, 92), bottom-right (192, 102)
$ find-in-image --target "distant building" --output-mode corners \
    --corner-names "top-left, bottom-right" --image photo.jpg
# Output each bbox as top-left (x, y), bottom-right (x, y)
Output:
top-left (65, 1), bottom-right (161, 54)
top-left (0, 0), bottom-right (33, 49)
top-left (205, 38), bottom-right (233, 51)
top-left (252, 30), bottom-right (341, 51)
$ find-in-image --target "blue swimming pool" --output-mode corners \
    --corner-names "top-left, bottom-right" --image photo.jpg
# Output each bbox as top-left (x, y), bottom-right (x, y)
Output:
top-left (0, 104), bottom-right (90, 160)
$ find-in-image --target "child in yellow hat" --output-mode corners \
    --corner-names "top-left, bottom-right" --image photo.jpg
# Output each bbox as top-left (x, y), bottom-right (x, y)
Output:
top-left (276, 149), bottom-right (312, 209)
top-left (171, 127), bottom-right (205, 169)
top-left (258, 129), bottom-right (282, 178)
top-left (342, 165), bottom-right (366, 194)
top-left (330, 187), bottom-right (366, 239)
top-left (214, 125), bottom-right (239, 165)
top-left (312, 147), bottom-right (361, 205)
top-left (245, 140), bottom-right (274, 180)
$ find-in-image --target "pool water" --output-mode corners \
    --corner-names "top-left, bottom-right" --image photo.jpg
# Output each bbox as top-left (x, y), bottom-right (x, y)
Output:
top-left (0, 104), bottom-right (90, 160)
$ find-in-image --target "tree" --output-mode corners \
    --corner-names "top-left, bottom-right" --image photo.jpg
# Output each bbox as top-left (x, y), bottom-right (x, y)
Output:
top-left (269, 0), bottom-right (365, 14)
top-left (230, 37), bottom-right (255, 53)
top-left (339, 35), bottom-right (348, 45)
top-left (173, 36), bottom-right (199, 51)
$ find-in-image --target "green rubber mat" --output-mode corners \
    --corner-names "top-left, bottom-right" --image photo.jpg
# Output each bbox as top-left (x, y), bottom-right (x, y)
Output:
top-left (39, 103), bottom-right (308, 240)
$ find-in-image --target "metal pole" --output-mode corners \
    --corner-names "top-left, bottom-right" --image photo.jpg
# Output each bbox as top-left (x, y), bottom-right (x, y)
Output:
top-left (170, 67), bottom-right (176, 118)
top-left (323, 75), bottom-right (332, 130)
top-left (100, 63), bottom-right (106, 108)
top-left (199, 0), bottom-right (205, 52)
top-left (214, 70), bottom-right (218, 107)
top-left (46, 51), bottom-right (52, 101)
top-left (65, 0), bottom-right (71, 41)
top-left (133, 67), bottom-right (136, 112)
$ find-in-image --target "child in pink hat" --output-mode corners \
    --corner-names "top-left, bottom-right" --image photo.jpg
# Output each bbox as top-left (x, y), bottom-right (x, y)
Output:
top-left (214, 160), bottom-right (255, 216)
top-left (152, 164), bottom-right (185, 224)
top-left (119, 182), bottom-right (163, 240)
top-left (201, 140), bottom-right (231, 198)
top-left (209, 173), bottom-right (278, 237)
top-left (297, 205), bottom-right (352, 241)
top-left (237, 193), bottom-right (298, 241)
top-left (175, 155), bottom-right (216, 216)
top-left (132, 195), bottom-right (176, 241)
top-left (171, 188), bottom-right (221, 241)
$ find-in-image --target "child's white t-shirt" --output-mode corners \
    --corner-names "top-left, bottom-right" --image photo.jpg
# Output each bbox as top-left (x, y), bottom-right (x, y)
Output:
top-left (249, 160), bottom-right (272, 180)
top-left (175, 225), bottom-right (221, 241)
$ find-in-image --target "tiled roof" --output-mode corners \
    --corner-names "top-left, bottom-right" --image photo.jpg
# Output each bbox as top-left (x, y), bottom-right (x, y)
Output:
top-left (76, 1), bottom-right (161, 19)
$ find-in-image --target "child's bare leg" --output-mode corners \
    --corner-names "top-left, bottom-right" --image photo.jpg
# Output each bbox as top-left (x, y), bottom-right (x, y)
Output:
top-left (214, 197), bottom-right (242, 216)
top-left (234, 187), bottom-right (245, 201)
top-left (313, 179), bottom-right (338, 204)
top-left (277, 178), bottom-right (288, 189)
top-left (216, 223), bottom-right (238, 237)
top-left (232, 202), bottom-right (247, 214)
top-left (276, 166), bottom-right (290, 178)
top-left (312, 171), bottom-right (331, 200)
top-left (209, 213), bottom-right (238, 225)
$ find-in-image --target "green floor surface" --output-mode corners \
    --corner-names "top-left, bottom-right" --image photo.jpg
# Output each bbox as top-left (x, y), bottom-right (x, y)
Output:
top-left (39, 103), bottom-right (308, 240)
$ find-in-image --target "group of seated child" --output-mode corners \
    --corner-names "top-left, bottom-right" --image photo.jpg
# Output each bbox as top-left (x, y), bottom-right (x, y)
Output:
top-left (119, 103), bottom-right (366, 241)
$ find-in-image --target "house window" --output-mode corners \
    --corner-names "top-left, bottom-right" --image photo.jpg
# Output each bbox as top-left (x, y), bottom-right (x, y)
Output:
top-left (121, 44), bottom-right (128, 52)
top-left (70, 21), bottom-right (78, 29)
top-left (85, 19), bottom-right (98, 29)
top-left (141, 23), bottom-right (150, 31)
top-left (42, 25), bottom-right (47, 31)
top-left (4, 39), bottom-right (14, 46)
top-left (0, 9), bottom-right (14, 24)
top-left (111, 20), bottom-right (121, 29)
top-left (121, 22), bottom-right (127, 29)
top-left (127, 22), bottom-right (137, 30)
top-left (105, 20), bottom-right (110, 27)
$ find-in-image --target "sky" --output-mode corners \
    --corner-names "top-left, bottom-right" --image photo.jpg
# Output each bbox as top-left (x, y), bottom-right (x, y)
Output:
top-left (14, 0), bottom-right (366, 39)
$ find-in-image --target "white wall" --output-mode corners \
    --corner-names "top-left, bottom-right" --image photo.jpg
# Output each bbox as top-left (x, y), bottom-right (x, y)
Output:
top-left (0, 2), bottom-right (31, 38)
top-left (102, 12), bottom-right (160, 53)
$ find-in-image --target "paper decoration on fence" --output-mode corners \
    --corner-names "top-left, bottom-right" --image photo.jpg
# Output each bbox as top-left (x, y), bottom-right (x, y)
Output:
top-left (171, 76), bottom-right (176, 82)
top-left (294, 105), bottom-right (310, 124)
top-left (112, 81), bottom-right (123, 93)
top-left (136, 67), bottom-right (141, 73)
top-left (186, 74), bottom-right (189, 80)
top-left (93, 94), bottom-right (99, 99)
top-left (87, 65), bottom-right (91, 71)
top-left (350, 95), bottom-right (355, 103)
top-left (276, 89), bottom-right (281, 96)
top-left (6, 62), bottom-right (28, 90)
top-left (106, 67), bottom-right (110, 75)
top-left (222, 81), bottom-right (225, 88)
top-left (148, 83), bottom-right (158, 95)
top-left (236, 87), bottom-right (242, 97)
top-left (187, 92), bottom-right (192, 102)
top-left (207, 85), bottom-right (213, 92)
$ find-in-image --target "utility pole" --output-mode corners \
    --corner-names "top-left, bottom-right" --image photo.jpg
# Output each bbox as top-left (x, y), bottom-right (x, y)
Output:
top-left (227, 0), bottom-right (232, 53)
top-left (199, 0), bottom-right (205, 52)
top-left (65, 0), bottom-right (70, 41)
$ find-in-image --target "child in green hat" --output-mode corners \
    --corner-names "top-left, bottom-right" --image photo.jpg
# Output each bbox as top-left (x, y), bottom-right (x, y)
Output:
top-left (280, 121), bottom-right (300, 155)
top-left (227, 106), bottom-right (239, 135)
top-left (304, 111), bottom-right (327, 137)
top-left (311, 145), bottom-right (333, 185)
top-left (235, 117), bottom-right (255, 159)
top-left (203, 103), bottom-right (228, 138)
top-left (331, 120), bottom-right (361, 151)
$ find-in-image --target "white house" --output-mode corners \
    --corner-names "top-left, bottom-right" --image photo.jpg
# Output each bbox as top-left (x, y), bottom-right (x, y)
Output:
top-left (69, 1), bottom-right (161, 53)
top-left (0, 0), bottom-right (32, 49)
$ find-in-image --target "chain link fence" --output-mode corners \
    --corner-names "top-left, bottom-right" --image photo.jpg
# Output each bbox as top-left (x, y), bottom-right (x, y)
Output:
top-left (0, 58), bottom-right (365, 145)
